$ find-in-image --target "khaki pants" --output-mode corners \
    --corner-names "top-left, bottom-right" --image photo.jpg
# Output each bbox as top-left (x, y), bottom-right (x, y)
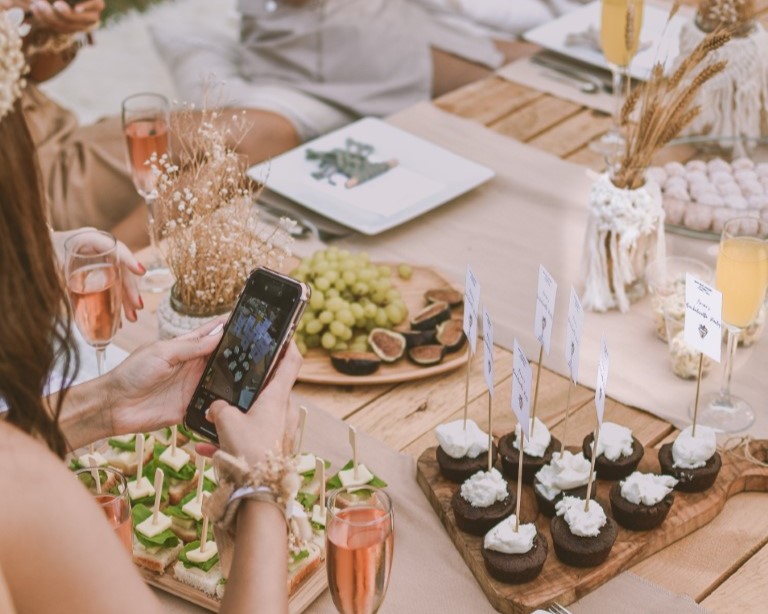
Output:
top-left (23, 84), bottom-right (140, 232)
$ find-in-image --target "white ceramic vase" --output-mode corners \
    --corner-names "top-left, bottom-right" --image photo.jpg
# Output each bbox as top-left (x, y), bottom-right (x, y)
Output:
top-left (156, 285), bottom-right (230, 339)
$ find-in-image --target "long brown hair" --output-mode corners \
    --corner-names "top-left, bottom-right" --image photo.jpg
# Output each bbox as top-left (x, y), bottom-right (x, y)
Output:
top-left (0, 102), bottom-right (77, 457)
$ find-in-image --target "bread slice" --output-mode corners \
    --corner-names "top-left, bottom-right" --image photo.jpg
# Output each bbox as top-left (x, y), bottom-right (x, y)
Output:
top-left (132, 541), bottom-right (183, 574)
top-left (104, 436), bottom-right (155, 477)
top-left (170, 515), bottom-right (199, 543)
top-left (288, 541), bottom-right (323, 595)
top-left (173, 560), bottom-right (223, 597)
top-left (167, 477), bottom-right (196, 506)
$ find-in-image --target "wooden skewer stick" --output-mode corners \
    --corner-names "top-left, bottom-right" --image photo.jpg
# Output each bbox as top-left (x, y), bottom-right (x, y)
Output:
top-left (530, 345), bottom-right (544, 436)
top-left (487, 392), bottom-right (493, 472)
top-left (515, 435), bottom-right (525, 532)
top-left (194, 455), bottom-right (206, 503)
top-left (349, 426), bottom-right (359, 480)
top-left (88, 442), bottom-right (95, 455)
top-left (316, 457), bottom-right (326, 524)
top-left (171, 425), bottom-right (178, 456)
top-left (584, 423), bottom-right (600, 512)
top-left (200, 514), bottom-right (210, 553)
top-left (560, 378), bottom-right (574, 453)
top-left (88, 455), bottom-right (101, 495)
top-left (135, 434), bottom-right (146, 483)
top-left (462, 359), bottom-right (472, 430)
top-left (152, 469), bottom-right (164, 524)
top-left (692, 354), bottom-right (704, 438)
top-left (296, 406), bottom-right (308, 455)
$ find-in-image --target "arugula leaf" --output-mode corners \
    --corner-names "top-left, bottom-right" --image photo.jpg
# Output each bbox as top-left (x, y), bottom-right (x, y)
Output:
top-left (178, 423), bottom-right (209, 443)
top-left (326, 460), bottom-right (388, 490)
top-left (291, 549), bottom-right (309, 563)
top-left (311, 521), bottom-right (326, 532)
top-left (296, 492), bottom-right (319, 511)
top-left (164, 491), bottom-right (199, 520)
top-left (300, 458), bottom-right (332, 479)
top-left (108, 437), bottom-right (136, 452)
top-left (179, 541), bottom-right (219, 572)
top-left (152, 443), bottom-right (196, 481)
top-left (131, 504), bottom-right (179, 549)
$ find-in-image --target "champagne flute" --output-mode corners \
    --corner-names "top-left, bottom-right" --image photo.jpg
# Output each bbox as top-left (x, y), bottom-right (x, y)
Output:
top-left (64, 230), bottom-right (122, 378)
top-left (121, 93), bottom-right (174, 293)
top-left (326, 487), bottom-right (394, 614)
top-left (596, 0), bottom-right (644, 165)
top-left (75, 466), bottom-right (132, 552)
top-left (694, 217), bottom-right (768, 432)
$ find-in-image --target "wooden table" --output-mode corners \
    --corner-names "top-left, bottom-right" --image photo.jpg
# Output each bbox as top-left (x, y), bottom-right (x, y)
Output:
top-left (118, 56), bottom-right (766, 614)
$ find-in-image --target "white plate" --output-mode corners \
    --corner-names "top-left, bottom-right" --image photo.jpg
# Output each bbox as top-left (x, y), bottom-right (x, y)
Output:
top-left (247, 117), bottom-right (494, 236)
top-left (524, 1), bottom-right (688, 81)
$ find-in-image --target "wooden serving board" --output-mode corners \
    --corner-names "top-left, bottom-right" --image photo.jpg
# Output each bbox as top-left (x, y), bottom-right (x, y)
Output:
top-left (417, 441), bottom-right (768, 614)
top-left (298, 265), bottom-right (468, 385)
top-left (140, 562), bottom-right (327, 613)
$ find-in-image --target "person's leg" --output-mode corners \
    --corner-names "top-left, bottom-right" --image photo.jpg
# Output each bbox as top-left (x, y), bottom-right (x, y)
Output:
top-left (216, 109), bottom-right (300, 165)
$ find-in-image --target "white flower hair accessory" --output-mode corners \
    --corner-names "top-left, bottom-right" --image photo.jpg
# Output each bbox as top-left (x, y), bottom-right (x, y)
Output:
top-left (0, 8), bottom-right (28, 123)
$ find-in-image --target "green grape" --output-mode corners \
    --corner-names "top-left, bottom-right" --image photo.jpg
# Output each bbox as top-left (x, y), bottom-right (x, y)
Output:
top-left (305, 319), bottom-right (323, 335)
top-left (342, 270), bottom-right (357, 285)
top-left (350, 303), bottom-right (364, 320)
top-left (397, 263), bottom-right (413, 280)
top-left (296, 317), bottom-right (306, 333)
top-left (314, 261), bottom-right (329, 275)
top-left (374, 308), bottom-right (388, 327)
top-left (326, 297), bottom-right (345, 313)
top-left (306, 334), bottom-right (321, 349)
top-left (378, 265), bottom-right (391, 277)
top-left (334, 278), bottom-right (347, 292)
top-left (309, 290), bottom-right (325, 311)
top-left (314, 277), bottom-right (330, 291)
top-left (372, 290), bottom-right (387, 305)
top-left (375, 277), bottom-right (392, 291)
top-left (385, 303), bottom-right (405, 325)
top-left (325, 270), bottom-right (339, 283)
top-left (358, 268), bottom-right (376, 282)
top-left (318, 310), bottom-right (333, 324)
top-left (338, 249), bottom-right (351, 259)
top-left (326, 288), bottom-right (340, 299)
top-left (386, 289), bottom-right (401, 303)
top-left (350, 343), bottom-right (368, 353)
top-left (352, 281), bottom-right (369, 296)
top-left (333, 341), bottom-right (349, 351)
top-left (321, 332), bottom-right (337, 350)
top-left (337, 308), bottom-right (355, 327)
top-left (329, 321), bottom-right (346, 338)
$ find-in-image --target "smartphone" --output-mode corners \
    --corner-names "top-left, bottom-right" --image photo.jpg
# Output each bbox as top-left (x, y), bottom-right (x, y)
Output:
top-left (184, 267), bottom-right (309, 442)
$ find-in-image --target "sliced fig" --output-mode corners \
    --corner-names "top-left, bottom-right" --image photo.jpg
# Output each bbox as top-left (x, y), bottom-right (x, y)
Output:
top-left (401, 329), bottom-right (437, 348)
top-left (331, 351), bottom-right (381, 376)
top-left (436, 319), bottom-right (466, 353)
top-left (368, 329), bottom-right (406, 363)
top-left (425, 288), bottom-right (463, 307)
top-left (410, 301), bottom-right (451, 331)
top-left (408, 344), bottom-right (447, 366)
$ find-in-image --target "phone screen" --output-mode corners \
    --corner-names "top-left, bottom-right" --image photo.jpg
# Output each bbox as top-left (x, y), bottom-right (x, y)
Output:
top-left (188, 269), bottom-right (304, 433)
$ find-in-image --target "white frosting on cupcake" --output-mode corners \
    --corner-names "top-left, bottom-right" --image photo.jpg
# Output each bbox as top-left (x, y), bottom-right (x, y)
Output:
top-left (534, 451), bottom-right (593, 501)
top-left (555, 496), bottom-right (607, 537)
top-left (484, 515), bottom-right (536, 554)
top-left (620, 471), bottom-right (678, 506)
top-left (512, 417), bottom-right (552, 458)
top-left (672, 425), bottom-right (716, 469)
top-left (435, 419), bottom-right (489, 459)
top-left (460, 468), bottom-right (508, 508)
top-left (594, 422), bottom-right (634, 461)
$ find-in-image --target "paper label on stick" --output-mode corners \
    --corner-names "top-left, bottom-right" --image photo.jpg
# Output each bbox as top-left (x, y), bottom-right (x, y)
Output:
top-left (595, 335), bottom-right (609, 425)
top-left (684, 274), bottom-right (722, 362)
top-left (565, 287), bottom-right (584, 383)
top-left (511, 339), bottom-right (532, 442)
top-left (463, 265), bottom-right (480, 355)
top-left (482, 307), bottom-right (494, 396)
top-left (533, 265), bottom-right (557, 355)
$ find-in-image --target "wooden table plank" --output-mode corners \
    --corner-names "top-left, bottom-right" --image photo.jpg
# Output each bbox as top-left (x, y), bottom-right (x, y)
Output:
top-left (527, 109), bottom-right (614, 158)
top-left (700, 540), bottom-right (768, 613)
top-left (434, 77), bottom-right (544, 126)
top-left (489, 95), bottom-right (582, 143)
top-left (294, 382), bottom-right (397, 421)
top-left (565, 145), bottom-right (607, 172)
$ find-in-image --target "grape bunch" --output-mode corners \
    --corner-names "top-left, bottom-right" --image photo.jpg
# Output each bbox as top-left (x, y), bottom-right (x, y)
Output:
top-left (290, 248), bottom-right (413, 355)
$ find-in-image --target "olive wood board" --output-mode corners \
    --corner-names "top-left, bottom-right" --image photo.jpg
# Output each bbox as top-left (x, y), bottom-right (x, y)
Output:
top-left (139, 562), bottom-right (327, 613)
top-left (298, 264), bottom-right (468, 385)
top-left (416, 441), bottom-right (768, 614)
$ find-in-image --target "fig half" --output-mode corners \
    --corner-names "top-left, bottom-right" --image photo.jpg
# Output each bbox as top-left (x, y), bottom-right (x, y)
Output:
top-left (436, 319), bottom-right (466, 353)
top-left (408, 344), bottom-right (447, 366)
top-left (425, 288), bottom-right (463, 307)
top-left (368, 329), bottom-right (406, 363)
top-left (331, 351), bottom-right (381, 376)
top-left (410, 301), bottom-right (451, 331)
top-left (401, 329), bottom-right (437, 348)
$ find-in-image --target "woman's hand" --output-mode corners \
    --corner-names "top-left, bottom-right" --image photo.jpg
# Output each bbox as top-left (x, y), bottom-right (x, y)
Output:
top-left (202, 343), bottom-right (303, 465)
top-left (51, 227), bottom-right (145, 322)
top-left (29, 0), bottom-right (104, 34)
top-left (106, 319), bottom-right (224, 436)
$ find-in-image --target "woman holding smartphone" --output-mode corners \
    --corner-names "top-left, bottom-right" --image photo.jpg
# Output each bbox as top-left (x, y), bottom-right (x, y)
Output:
top-left (0, 13), bottom-right (299, 612)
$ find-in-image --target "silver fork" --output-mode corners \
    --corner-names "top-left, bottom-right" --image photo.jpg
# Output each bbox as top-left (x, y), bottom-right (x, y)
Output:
top-left (548, 603), bottom-right (573, 614)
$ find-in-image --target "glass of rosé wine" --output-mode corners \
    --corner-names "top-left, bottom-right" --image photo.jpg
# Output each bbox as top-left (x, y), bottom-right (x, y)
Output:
top-left (121, 93), bottom-right (174, 293)
top-left (326, 487), bottom-right (394, 614)
top-left (64, 230), bottom-right (122, 378)
top-left (74, 466), bottom-right (132, 553)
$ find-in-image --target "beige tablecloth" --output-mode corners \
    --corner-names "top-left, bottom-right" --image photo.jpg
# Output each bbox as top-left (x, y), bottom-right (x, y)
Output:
top-left (337, 102), bottom-right (768, 439)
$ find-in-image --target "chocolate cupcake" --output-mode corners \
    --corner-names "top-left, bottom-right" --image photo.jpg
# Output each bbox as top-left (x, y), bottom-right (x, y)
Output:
top-left (435, 419), bottom-right (497, 484)
top-left (482, 516), bottom-right (548, 584)
top-left (550, 497), bottom-right (617, 567)
top-left (450, 468), bottom-right (515, 535)
top-left (498, 417), bottom-right (560, 484)
top-left (609, 472), bottom-right (678, 531)
top-left (533, 450), bottom-right (595, 517)
top-left (658, 425), bottom-right (721, 493)
top-left (582, 422), bottom-right (644, 480)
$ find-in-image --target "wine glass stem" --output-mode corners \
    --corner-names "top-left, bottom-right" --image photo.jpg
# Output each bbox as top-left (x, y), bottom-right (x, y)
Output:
top-left (145, 196), bottom-right (162, 262)
top-left (719, 327), bottom-right (739, 399)
top-left (95, 347), bottom-right (106, 378)
top-left (611, 66), bottom-right (627, 135)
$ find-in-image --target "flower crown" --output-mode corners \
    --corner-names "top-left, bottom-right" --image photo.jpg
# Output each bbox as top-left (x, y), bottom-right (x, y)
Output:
top-left (0, 9), bottom-right (29, 123)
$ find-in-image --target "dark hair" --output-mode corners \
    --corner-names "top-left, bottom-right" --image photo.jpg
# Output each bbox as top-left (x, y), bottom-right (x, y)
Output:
top-left (0, 102), bottom-right (77, 457)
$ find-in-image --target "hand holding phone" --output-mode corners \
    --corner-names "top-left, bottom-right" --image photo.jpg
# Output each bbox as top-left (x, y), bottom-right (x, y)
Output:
top-left (184, 267), bottom-right (309, 443)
